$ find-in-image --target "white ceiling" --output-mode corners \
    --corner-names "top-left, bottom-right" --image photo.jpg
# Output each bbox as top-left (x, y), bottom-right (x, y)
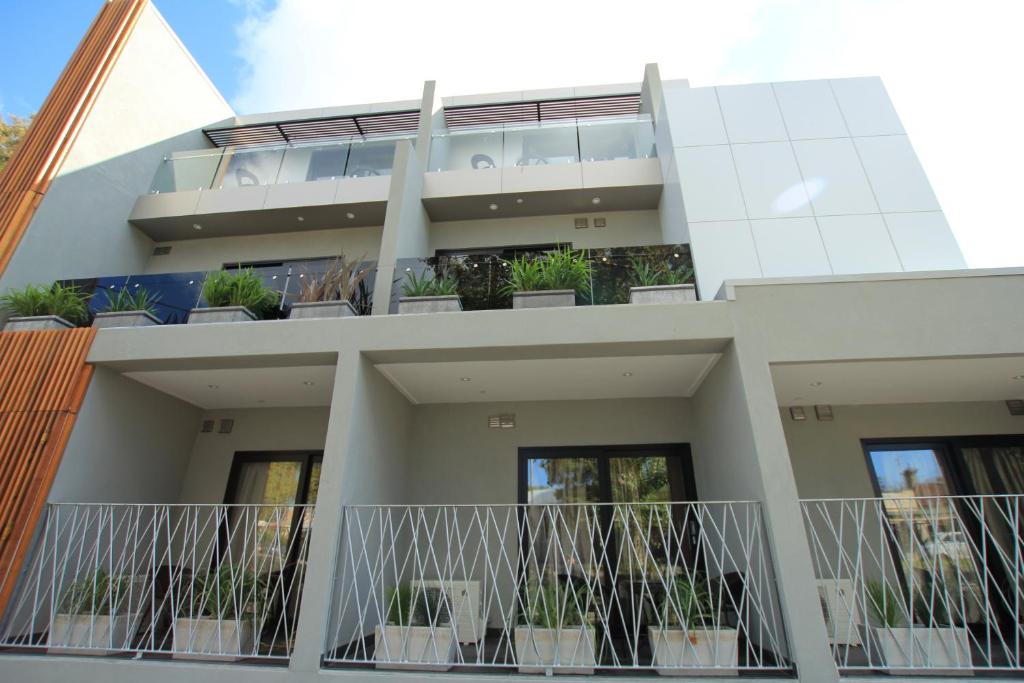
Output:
top-left (771, 356), bottom-right (1024, 407)
top-left (376, 354), bottom-right (720, 404)
top-left (125, 365), bottom-right (336, 409)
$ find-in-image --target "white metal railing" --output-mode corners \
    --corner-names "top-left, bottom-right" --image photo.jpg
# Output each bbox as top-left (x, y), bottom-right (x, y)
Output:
top-left (801, 495), bottom-right (1024, 672)
top-left (325, 502), bottom-right (791, 673)
top-left (0, 503), bottom-right (313, 661)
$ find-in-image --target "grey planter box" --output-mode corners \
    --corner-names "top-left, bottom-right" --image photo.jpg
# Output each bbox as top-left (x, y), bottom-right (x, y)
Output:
top-left (512, 290), bottom-right (576, 310)
top-left (187, 306), bottom-right (255, 324)
top-left (92, 311), bottom-right (160, 328)
top-left (289, 300), bottom-right (358, 319)
top-left (628, 284), bottom-right (697, 305)
top-left (398, 295), bottom-right (463, 314)
top-left (3, 315), bottom-right (75, 332)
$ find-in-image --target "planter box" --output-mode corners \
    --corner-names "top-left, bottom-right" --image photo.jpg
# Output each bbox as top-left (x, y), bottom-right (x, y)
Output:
top-left (629, 284), bottom-right (697, 305)
top-left (172, 617), bottom-right (254, 661)
top-left (515, 626), bottom-right (596, 674)
top-left (92, 311), bottom-right (160, 328)
top-left (3, 315), bottom-right (74, 332)
top-left (289, 300), bottom-right (358, 319)
top-left (374, 624), bottom-right (457, 671)
top-left (397, 296), bottom-right (462, 315)
top-left (187, 306), bottom-right (255, 324)
top-left (865, 625), bottom-right (973, 674)
top-left (47, 613), bottom-right (139, 655)
top-left (512, 290), bottom-right (576, 310)
top-left (648, 627), bottom-right (738, 676)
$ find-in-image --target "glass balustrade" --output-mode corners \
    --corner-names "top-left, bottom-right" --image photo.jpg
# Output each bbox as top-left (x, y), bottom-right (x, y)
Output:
top-left (427, 116), bottom-right (656, 173)
top-left (148, 135), bottom-right (414, 194)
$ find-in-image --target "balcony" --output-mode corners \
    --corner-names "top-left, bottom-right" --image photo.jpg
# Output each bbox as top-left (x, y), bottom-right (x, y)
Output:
top-left (326, 501), bottom-right (790, 674)
top-left (423, 116), bottom-right (662, 221)
top-left (801, 494), bottom-right (1024, 674)
top-left (129, 135), bottom-right (413, 241)
top-left (0, 502), bottom-right (313, 661)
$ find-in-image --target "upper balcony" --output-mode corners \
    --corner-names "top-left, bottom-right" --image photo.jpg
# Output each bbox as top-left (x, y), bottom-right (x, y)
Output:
top-left (423, 115), bottom-right (662, 220)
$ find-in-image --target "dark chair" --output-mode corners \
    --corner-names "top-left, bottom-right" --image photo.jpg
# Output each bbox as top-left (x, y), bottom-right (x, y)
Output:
top-left (470, 154), bottom-right (496, 169)
top-left (514, 157), bottom-right (549, 167)
top-left (348, 168), bottom-right (380, 178)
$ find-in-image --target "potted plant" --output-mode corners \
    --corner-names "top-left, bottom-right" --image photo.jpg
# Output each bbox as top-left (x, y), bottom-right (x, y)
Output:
top-left (515, 579), bottom-right (596, 674)
top-left (289, 255), bottom-right (371, 319)
top-left (374, 583), bottom-right (457, 670)
top-left (627, 257), bottom-right (696, 305)
top-left (862, 577), bottom-right (972, 673)
top-left (397, 269), bottom-right (462, 314)
top-left (173, 563), bottom-right (269, 660)
top-left (92, 286), bottom-right (161, 328)
top-left (1, 282), bottom-right (89, 331)
top-left (503, 247), bottom-right (591, 310)
top-left (648, 574), bottom-right (737, 675)
top-left (190, 267), bottom-right (279, 324)
top-left (48, 568), bottom-right (140, 654)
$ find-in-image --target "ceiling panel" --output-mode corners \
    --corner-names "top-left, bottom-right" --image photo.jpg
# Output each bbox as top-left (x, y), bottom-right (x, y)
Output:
top-left (125, 365), bottom-right (336, 409)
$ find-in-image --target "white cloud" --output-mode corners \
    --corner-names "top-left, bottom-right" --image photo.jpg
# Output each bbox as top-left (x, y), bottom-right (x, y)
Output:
top-left (232, 0), bottom-right (1024, 267)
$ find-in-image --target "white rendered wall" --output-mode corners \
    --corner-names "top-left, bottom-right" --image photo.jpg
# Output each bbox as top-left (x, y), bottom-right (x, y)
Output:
top-left (428, 210), bottom-right (664, 253)
top-left (144, 226), bottom-right (384, 273)
top-left (661, 77), bottom-right (965, 299)
top-left (0, 5), bottom-right (233, 294)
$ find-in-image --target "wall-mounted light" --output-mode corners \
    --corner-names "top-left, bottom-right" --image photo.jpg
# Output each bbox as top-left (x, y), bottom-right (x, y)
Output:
top-left (789, 406), bottom-right (807, 421)
top-left (814, 405), bottom-right (834, 421)
top-left (1008, 399), bottom-right (1024, 416)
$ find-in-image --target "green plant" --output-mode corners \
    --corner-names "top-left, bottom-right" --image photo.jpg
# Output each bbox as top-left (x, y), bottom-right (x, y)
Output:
top-left (401, 269), bottom-right (459, 298)
top-left (914, 572), bottom-right (952, 626)
top-left (866, 579), bottom-right (905, 628)
top-left (59, 568), bottom-right (130, 616)
top-left (188, 564), bottom-right (269, 620)
top-left (0, 282), bottom-right (90, 324)
top-left (522, 579), bottom-right (589, 629)
top-left (386, 583), bottom-right (414, 626)
top-left (657, 575), bottom-right (714, 629)
top-left (385, 583), bottom-right (450, 627)
top-left (201, 268), bottom-right (280, 318)
top-left (98, 286), bottom-right (160, 315)
top-left (539, 247), bottom-right (592, 295)
top-left (500, 256), bottom-right (545, 295)
top-left (628, 257), bottom-right (694, 288)
top-left (297, 254), bottom-right (371, 304)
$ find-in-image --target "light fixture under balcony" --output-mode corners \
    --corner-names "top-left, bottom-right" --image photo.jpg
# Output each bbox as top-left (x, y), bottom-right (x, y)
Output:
top-left (460, 377), bottom-right (472, 382)
top-left (1013, 374), bottom-right (1024, 381)
top-left (346, 212), bottom-right (356, 219)
top-left (809, 381), bottom-right (823, 387)
top-left (591, 197), bottom-right (601, 205)
top-left (516, 198), bottom-right (524, 204)
top-left (192, 223), bottom-right (203, 231)
top-left (296, 215), bottom-right (304, 222)
top-left (303, 381), bottom-right (315, 386)
top-left (622, 371), bottom-right (633, 377)
top-left (488, 203), bottom-right (498, 211)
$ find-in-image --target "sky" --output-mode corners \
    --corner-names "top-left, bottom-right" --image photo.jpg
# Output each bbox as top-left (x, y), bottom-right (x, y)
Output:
top-left (1, 0), bottom-right (1022, 268)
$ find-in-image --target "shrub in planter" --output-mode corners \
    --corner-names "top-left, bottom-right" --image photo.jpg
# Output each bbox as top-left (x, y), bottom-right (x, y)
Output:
top-left (92, 286), bottom-right (161, 328)
top-left (397, 269), bottom-right (461, 314)
top-left (48, 568), bottom-right (140, 654)
top-left (627, 257), bottom-right (696, 305)
top-left (173, 563), bottom-right (269, 659)
top-left (515, 579), bottom-right (595, 674)
top-left (502, 248), bottom-right (591, 310)
top-left (290, 254), bottom-right (371, 319)
top-left (647, 574), bottom-right (736, 675)
top-left (374, 582), bottom-right (457, 670)
top-left (191, 268), bottom-right (280, 323)
top-left (1, 282), bottom-right (90, 330)
top-left (862, 577), bottom-right (971, 672)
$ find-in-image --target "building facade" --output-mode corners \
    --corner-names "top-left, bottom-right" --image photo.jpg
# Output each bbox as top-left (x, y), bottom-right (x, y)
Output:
top-left (0, 2), bottom-right (1021, 682)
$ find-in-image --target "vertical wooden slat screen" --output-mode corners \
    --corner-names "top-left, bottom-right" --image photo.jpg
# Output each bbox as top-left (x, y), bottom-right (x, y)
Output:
top-left (0, 328), bottom-right (96, 613)
top-left (0, 0), bottom-right (148, 278)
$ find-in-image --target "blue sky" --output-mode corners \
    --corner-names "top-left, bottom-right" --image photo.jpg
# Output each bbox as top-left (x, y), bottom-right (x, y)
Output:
top-left (1, 0), bottom-right (1022, 268)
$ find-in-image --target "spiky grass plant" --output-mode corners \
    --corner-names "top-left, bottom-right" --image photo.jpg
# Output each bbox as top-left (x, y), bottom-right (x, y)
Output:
top-left (98, 286), bottom-right (161, 315)
top-left (0, 282), bottom-right (90, 324)
top-left (201, 268), bottom-right (280, 319)
top-left (866, 579), bottom-right (905, 628)
top-left (628, 257), bottom-right (694, 288)
top-left (297, 254), bottom-right (371, 305)
top-left (401, 269), bottom-right (458, 298)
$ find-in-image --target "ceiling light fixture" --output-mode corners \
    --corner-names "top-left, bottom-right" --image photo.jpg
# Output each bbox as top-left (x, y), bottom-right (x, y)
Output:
top-left (591, 197), bottom-right (601, 205)
top-left (207, 384), bottom-right (218, 390)
top-left (346, 212), bottom-right (355, 219)
top-left (489, 203), bottom-right (498, 211)
top-left (460, 377), bottom-right (472, 382)
top-left (303, 381), bottom-right (315, 386)
top-left (809, 381), bottom-right (823, 387)
top-left (296, 216), bottom-right (304, 222)
top-left (516, 198), bottom-right (524, 204)
top-left (1013, 375), bottom-right (1024, 381)
top-left (622, 372), bottom-right (633, 377)
top-left (192, 223), bottom-right (202, 231)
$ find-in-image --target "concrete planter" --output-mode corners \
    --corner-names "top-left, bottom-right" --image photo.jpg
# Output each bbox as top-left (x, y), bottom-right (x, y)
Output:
top-left (864, 625), bottom-right (972, 674)
top-left (47, 613), bottom-right (139, 655)
top-left (629, 284), bottom-right (697, 305)
top-left (512, 290), bottom-right (576, 310)
top-left (397, 296), bottom-right (463, 315)
top-left (172, 617), bottom-right (254, 660)
top-left (3, 315), bottom-right (75, 332)
top-left (515, 626), bottom-right (596, 674)
top-left (648, 627), bottom-right (738, 675)
top-left (92, 311), bottom-right (160, 328)
top-left (289, 300), bottom-right (358, 320)
top-left (374, 624), bottom-right (457, 670)
top-left (187, 306), bottom-right (255, 324)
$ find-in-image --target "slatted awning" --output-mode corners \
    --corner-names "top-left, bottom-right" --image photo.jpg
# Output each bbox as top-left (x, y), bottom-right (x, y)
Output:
top-left (204, 109), bottom-right (421, 148)
top-left (443, 93), bottom-right (641, 129)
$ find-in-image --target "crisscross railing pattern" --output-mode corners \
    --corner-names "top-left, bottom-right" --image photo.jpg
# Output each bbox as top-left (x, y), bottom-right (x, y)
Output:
top-left (325, 502), bottom-right (791, 673)
top-left (0, 503), bottom-right (313, 661)
top-left (801, 495), bottom-right (1024, 672)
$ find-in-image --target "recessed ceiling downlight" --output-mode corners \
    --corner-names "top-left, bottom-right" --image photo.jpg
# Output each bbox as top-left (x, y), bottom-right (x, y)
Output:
top-left (591, 197), bottom-right (601, 205)
top-left (488, 203), bottom-right (499, 211)
top-left (346, 212), bottom-right (356, 219)
top-left (192, 223), bottom-right (203, 231)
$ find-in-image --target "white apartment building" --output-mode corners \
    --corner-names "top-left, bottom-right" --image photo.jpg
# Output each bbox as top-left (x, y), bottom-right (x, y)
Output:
top-left (0, 2), bottom-right (1020, 683)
